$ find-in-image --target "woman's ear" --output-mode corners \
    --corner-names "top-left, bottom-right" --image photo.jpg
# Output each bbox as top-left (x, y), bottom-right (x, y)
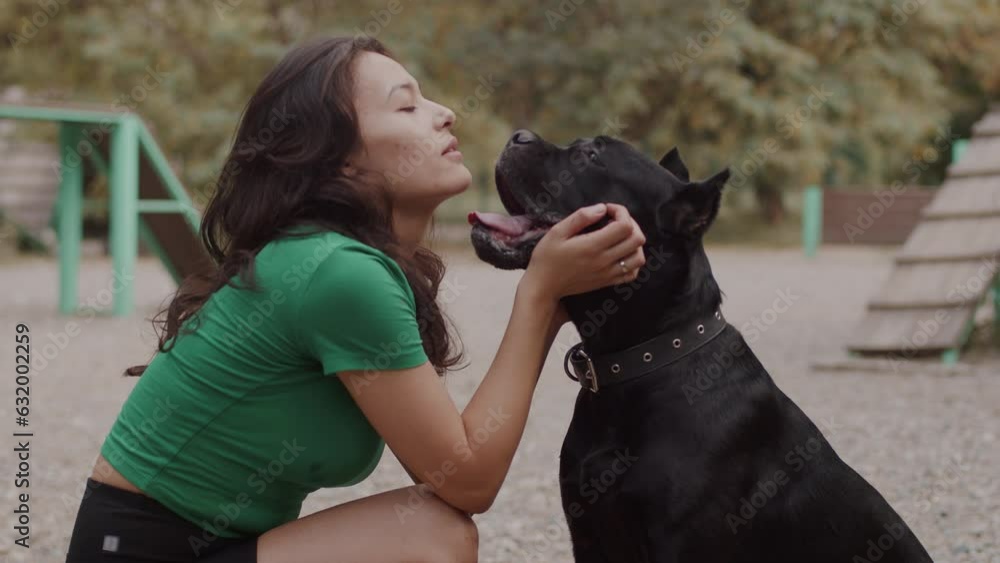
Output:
top-left (655, 168), bottom-right (730, 237)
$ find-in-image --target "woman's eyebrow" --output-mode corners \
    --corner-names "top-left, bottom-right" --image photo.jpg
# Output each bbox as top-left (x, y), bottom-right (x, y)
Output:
top-left (385, 81), bottom-right (417, 103)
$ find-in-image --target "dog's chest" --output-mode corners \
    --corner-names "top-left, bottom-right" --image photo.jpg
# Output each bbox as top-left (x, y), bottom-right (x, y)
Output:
top-left (558, 396), bottom-right (664, 561)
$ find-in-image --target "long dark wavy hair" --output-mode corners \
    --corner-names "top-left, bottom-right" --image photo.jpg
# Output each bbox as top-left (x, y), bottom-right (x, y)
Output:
top-left (126, 36), bottom-right (465, 377)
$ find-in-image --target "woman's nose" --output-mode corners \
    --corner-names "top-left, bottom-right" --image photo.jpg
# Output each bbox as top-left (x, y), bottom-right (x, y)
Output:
top-left (437, 105), bottom-right (456, 129)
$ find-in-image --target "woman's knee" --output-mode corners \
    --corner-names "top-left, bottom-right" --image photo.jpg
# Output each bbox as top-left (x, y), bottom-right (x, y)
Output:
top-left (411, 484), bottom-right (479, 563)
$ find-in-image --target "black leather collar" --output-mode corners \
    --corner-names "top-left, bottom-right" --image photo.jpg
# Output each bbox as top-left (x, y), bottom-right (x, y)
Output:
top-left (563, 308), bottom-right (728, 393)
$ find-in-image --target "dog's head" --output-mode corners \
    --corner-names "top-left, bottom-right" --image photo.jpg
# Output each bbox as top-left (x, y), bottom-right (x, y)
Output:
top-left (468, 129), bottom-right (731, 271)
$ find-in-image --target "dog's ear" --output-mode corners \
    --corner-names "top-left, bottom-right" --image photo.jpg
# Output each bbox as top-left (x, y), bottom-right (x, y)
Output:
top-left (659, 147), bottom-right (690, 182)
top-left (656, 167), bottom-right (730, 237)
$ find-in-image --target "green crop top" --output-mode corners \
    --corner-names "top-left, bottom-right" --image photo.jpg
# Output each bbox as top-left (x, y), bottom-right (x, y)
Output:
top-left (99, 226), bottom-right (429, 539)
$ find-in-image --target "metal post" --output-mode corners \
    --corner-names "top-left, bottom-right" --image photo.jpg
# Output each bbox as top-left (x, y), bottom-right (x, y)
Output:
top-left (109, 116), bottom-right (139, 316)
top-left (802, 185), bottom-right (823, 258)
top-left (951, 139), bottom-right (969, 163)
top-left (57, 123), bottom-right (83, 315)
top-left (994, 277), bottom-right (1000, 347)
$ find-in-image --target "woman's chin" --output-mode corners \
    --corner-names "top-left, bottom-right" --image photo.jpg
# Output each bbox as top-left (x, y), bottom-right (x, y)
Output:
top-left (445, 166), bottom-right (473, 195)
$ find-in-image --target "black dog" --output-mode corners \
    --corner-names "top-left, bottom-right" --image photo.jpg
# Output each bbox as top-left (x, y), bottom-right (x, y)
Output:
top-left (469, 130), bottom-right (933, 562)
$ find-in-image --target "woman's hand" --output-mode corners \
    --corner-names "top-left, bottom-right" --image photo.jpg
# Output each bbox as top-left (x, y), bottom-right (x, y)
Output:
top-left (521, 203), bottom-right (646, 302)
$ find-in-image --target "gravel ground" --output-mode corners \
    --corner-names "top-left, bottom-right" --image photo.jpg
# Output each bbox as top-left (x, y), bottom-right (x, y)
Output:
top-left (0, 245), bottom-right (997, 562)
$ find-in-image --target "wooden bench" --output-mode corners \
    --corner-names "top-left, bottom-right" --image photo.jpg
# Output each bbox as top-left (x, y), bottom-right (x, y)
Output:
top-left (801, 185), bottom-right (936, 256)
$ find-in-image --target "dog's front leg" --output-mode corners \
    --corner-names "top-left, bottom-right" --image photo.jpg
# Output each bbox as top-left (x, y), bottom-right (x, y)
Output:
top-left (562, 444), bottom-right (653, 563)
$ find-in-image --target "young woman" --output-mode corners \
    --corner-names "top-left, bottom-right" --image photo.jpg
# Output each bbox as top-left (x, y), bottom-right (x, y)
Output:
top-left (65, 36), bottom-right (646, 563)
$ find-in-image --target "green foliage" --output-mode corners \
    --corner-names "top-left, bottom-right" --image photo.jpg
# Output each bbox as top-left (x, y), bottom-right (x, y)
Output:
top-left (1, 0), bottom-right (998, 225)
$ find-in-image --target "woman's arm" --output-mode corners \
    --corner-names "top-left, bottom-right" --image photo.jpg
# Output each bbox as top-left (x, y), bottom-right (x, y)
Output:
top-left (345, 280), bottom-right (564, 514)
top-left (340, 204), bottom-right (645, 514)
top-left (394, 298), bottom-right (565, 489)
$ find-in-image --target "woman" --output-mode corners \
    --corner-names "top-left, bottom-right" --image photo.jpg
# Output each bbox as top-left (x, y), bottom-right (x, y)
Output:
top-left (66, 36), bottom-right (646, 563)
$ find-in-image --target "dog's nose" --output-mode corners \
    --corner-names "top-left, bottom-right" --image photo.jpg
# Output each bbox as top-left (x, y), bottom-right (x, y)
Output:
top-left (510, 129), bottom-right (537, 145)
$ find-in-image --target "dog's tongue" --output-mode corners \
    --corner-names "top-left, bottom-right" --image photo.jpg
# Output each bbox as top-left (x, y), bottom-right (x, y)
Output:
top-left (467, 211), bottom-right (532, 236)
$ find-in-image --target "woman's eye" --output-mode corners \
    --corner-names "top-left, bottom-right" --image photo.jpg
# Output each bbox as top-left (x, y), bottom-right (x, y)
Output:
top-left (400, 106), bottom-right (417, 113)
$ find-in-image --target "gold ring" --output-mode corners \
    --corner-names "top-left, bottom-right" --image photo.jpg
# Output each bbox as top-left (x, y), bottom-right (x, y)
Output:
top-left (619, 259), bottom-right (628, 274)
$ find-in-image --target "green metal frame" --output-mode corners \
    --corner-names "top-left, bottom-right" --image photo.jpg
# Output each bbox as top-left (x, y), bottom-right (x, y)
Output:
top-left (994, 277), bottom-right (1000, 347)
top-left (57, 123), bottom-right (84, 314)
top-left (0, 104), bottom-right (201, 316)
top-left (938, 138), bottom-right (995, 365)
top-left (802, 184), bottom-right (823, 258)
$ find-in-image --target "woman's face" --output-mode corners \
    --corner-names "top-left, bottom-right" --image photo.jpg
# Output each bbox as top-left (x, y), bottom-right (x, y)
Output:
top-left (348, 51), bottom-right (471, 212)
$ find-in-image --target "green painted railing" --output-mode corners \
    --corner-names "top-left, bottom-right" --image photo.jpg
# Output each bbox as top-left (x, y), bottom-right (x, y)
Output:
top-left (0, 103), bottom-right (202, 316)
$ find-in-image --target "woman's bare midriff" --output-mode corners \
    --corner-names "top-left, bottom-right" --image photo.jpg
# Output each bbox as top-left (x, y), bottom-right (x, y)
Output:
top-left (89, 453), bottom-right (147, 496)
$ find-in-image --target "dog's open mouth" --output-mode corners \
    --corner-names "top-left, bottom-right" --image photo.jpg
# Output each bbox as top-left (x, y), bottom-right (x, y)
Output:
top-left (467, 212), bottom-right (554, 247)
top-left (467, 168), bottom-right (559, 269)
top-left (469, 211), bottom-right (552, 246)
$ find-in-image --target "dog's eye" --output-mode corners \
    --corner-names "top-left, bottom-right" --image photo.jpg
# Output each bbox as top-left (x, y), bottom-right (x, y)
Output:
top-left (587, 150), bottom-right (599, 162)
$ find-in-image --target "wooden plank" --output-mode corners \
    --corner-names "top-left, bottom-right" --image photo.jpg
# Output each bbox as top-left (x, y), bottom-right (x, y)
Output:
top-left (0, 143), bottom-right (59, 237)
top-left (845, 306), bottom-right (975, 353)
top-left (897, 216), bottom-right (1000, 262)
top-left (95, 130), bottom-right (214, 283)
top-left (949, 136), bottom-right (1000, 177)
top-left (972, 111), bottom-right (1000, 137)
top-left (922, 175), bottom-right (1000, 218)
top-left (0, 143), bottom-right (59, 168)
top-left (821, 188), bottom-right (934, 244)
top-left (812, 357), bottom-right (977, 376)
top-left (868, 260), bottom-right (997, 308)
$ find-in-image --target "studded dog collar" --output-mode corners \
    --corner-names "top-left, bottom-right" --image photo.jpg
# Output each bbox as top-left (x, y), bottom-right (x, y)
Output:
top-left (563, 309), bottom-right (728, 393)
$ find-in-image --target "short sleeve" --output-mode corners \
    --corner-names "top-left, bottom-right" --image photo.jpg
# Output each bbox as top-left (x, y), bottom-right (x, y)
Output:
top-left (297, 244), bottom-right (429, 375)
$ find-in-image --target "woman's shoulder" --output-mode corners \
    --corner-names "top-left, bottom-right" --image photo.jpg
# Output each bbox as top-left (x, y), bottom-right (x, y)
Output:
top-left (259, 226), bottom-right (410, 299)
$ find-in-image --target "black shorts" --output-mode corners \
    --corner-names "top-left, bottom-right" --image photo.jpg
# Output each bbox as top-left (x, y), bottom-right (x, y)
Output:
top-left (66, 478), bottom-right (258, 562)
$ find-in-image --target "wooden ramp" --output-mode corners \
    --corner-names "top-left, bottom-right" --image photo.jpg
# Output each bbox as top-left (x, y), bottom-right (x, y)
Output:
top-left (846, 107), bottom-right (1000, 360)
top-left (92, 121), bottom-right (215, 284)
top-left (0, 141), bottom-right (59, 249)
